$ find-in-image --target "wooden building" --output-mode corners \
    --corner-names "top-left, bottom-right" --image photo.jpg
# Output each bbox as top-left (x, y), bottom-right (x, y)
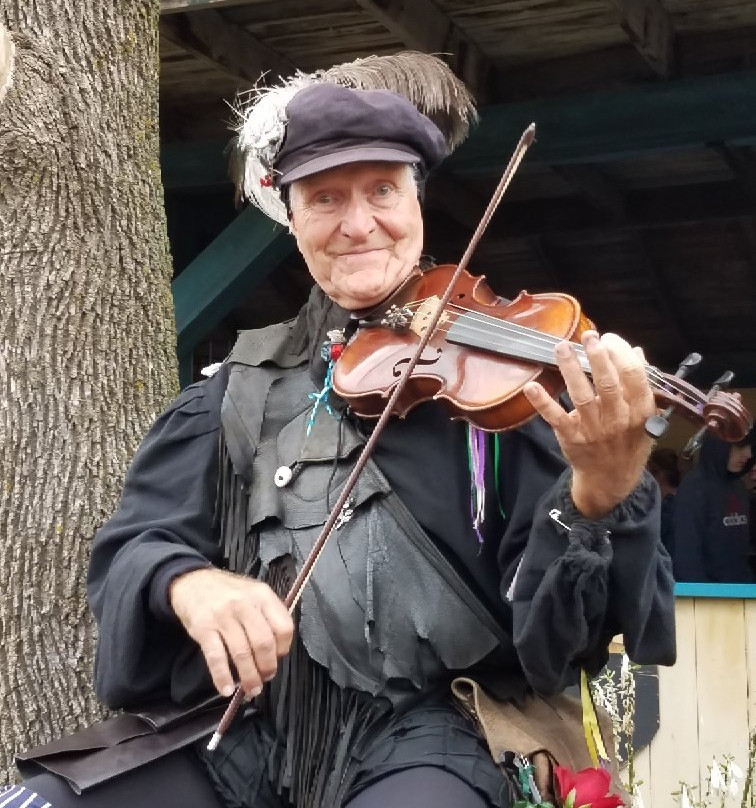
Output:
top-left (158, 2), bottom-right (756, 804)
top-left (160, 0), bottom-right (756, 391)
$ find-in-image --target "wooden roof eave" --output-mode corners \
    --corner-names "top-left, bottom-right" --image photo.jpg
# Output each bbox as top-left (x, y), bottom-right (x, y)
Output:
top-left (161, 66), bottom-right (756, 191)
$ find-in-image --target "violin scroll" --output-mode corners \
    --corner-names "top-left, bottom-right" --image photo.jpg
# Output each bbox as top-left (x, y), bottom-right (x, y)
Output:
top-left (647, 363), bottom-right (751, 449)
top-left (703, 390), bottom-right (751, 442)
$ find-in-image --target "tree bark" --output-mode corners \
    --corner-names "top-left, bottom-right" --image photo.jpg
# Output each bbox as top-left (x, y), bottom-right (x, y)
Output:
top-left (0, 1), bottom-right (176, 780)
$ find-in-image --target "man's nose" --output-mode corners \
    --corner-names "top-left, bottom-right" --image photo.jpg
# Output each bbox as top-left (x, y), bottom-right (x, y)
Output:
top-left (340, 196), bottom-right (376, 239)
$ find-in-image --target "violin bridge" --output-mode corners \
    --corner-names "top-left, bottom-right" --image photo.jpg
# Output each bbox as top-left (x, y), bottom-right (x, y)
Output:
top-left (409, 295), bottom-right (447, 337)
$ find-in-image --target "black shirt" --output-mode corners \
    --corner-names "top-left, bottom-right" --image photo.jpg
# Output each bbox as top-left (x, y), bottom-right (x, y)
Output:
top-left (87, 358), bottom-right (676, 708)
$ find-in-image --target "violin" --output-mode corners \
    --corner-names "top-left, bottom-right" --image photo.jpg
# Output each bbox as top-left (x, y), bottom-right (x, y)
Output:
top-left (332, 263), bottom-right (752, 442)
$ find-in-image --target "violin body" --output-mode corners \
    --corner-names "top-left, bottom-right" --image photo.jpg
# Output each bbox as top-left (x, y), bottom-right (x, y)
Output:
top-left (333, 264), bottom-right (752, 440)
top-left (333, 264), bottom-right (594, 431)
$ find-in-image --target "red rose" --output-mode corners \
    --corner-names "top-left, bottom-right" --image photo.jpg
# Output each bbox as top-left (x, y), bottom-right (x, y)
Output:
top-left (554, 765), bottom-right (625, 808)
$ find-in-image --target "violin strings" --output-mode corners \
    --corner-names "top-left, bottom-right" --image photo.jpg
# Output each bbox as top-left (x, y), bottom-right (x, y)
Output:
top-left (447, 307), bottom-right (705, 409)
top-left (445, 306), bottom-right (704, 409)
top-left (396, 298), bottom-right (705, 410)
top-left (400, 293), bottom-right (661, 388)
top-left (400, 295), bottom-right (663, 388)
top-left (401, 295), bottom-right (656, 384)
top-left (443, 302), bottom-right (652, 379)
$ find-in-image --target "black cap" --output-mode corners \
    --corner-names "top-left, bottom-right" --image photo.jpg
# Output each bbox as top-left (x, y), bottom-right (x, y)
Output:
top-left (275, 83), bottom-right (447, 186)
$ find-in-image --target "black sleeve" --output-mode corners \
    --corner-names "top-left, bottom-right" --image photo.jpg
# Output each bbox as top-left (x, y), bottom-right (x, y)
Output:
top-left (498, 419), bottom-right (676, 695)
top-left (86, 368), bottom-right (229, 709)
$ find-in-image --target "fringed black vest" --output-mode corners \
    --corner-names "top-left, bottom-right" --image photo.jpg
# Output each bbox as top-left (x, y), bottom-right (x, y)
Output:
top-left (200, 313), bottom-right (505, 808)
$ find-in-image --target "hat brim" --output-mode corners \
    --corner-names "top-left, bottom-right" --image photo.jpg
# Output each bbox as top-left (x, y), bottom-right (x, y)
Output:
top-left (279, 145), bottom-right (421, 185)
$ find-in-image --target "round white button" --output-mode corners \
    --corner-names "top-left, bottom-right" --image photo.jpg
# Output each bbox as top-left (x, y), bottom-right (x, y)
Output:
top-left (274, 466), bottom-right (293, 487)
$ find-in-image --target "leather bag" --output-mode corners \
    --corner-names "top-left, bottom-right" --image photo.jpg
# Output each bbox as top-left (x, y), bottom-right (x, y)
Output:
top-left (15, 695), bottom-right (232, 793)
top-left (451, 677), bottom-right (626, 805)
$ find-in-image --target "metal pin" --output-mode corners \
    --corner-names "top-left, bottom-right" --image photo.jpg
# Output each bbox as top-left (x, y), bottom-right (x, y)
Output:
top-left (549, 508), bottom-right (571, 531)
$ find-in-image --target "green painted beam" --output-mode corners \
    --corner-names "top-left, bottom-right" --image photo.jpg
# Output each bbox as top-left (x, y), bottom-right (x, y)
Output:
top-left (172, 205), bottom-right (295, 361)
top-left (161, 138), bottom-right (230, 191)
top-left (161, 68), bottom-right (756, 188)
top-left (448, 69), bottom-right (756, 173)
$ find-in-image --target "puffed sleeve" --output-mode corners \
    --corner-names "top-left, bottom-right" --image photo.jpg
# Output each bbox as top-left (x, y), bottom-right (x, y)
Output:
top-left (498, 418), bottom-right (676, 695)
top-left (87, 367), bottom-right (229, 708)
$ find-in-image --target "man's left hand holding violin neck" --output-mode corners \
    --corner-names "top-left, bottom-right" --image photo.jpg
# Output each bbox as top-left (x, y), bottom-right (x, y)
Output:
top-left (523, 329), bottom-right (656, 520)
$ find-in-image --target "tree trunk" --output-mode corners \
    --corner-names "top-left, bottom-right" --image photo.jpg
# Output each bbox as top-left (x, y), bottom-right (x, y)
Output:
top-left (0, 1), bottom-right (177, 780)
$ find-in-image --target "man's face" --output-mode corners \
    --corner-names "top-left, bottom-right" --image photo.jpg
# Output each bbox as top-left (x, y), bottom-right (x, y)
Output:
top-left (288, 162), bottom-right (423, 310)
top-left (727, 442), bottom-right (753, 474)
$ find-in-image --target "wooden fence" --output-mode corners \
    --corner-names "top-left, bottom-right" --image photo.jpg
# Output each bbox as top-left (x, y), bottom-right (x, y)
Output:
top-left (629, 596), bottom-right (756, 806)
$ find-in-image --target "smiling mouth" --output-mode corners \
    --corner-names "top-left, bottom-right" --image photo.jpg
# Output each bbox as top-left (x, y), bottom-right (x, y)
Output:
top-left (336, 248), bottom-right (388, 257)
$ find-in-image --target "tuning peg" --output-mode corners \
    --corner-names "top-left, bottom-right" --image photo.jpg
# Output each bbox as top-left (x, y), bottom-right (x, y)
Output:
top-left (680, 427), bottom-right (705, 460)
top-left (645, 412), bottom-right (672, 439)
top-left (645, 413), bottom-right (671, 439)
top-left (711, 370), bottom-right (734, 389)
top-left (644, 352), bottom-right (703, 439)
top-left (675, 352), bottom-right (702, 378)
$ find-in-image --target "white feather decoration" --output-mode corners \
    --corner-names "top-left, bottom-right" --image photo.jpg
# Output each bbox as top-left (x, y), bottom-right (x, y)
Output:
top-left (230, 76), bottom-right (312, 224)
top-left (229, 52), bottom-right (477, 224)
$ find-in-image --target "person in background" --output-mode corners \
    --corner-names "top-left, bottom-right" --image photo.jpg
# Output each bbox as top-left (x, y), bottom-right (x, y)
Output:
top-left (646, 447), bottom-right (682, 556)
top-left (672, 431), bottom-right (754, 583)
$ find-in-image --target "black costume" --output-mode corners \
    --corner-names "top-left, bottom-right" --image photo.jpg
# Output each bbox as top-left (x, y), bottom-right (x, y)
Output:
top-left (78, 288), bottom-right (675, 808)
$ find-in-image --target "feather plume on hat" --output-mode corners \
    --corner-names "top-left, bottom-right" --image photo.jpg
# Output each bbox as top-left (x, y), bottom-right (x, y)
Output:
top-left (229, 52), bottom-right (477, 225)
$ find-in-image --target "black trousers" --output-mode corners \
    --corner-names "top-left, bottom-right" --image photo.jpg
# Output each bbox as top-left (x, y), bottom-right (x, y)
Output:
top-left (24, 755), bottom-right (490, 808)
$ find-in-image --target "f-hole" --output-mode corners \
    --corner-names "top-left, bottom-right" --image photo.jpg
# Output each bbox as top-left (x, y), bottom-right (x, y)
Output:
top-left (392, 347), bottom-right (443, 378)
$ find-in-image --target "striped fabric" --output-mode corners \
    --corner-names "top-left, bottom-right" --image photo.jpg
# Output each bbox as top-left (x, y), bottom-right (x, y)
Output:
top-left (0, 785), bottom-right (53, 808)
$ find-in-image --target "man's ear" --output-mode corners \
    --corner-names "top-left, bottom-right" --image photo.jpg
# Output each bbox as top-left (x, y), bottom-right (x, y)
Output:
top-left (286, 188), bottom-right (298, 236)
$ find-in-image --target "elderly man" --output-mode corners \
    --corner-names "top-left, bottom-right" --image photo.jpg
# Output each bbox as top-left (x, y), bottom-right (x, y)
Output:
top-left (15, 56), bottom-right (675, 808)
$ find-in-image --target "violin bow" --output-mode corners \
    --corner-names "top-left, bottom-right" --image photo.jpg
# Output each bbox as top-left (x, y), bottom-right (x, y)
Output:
top-left (207, 123), bottom-right (538, 751)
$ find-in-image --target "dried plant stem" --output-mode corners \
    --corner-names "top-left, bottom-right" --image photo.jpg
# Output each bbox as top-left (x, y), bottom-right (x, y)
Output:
top-left (741, 732), bottom-right (756, 808)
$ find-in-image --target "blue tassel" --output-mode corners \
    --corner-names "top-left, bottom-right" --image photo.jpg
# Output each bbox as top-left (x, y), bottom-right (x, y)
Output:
top-left (306, 359), bottom-right (337, 436)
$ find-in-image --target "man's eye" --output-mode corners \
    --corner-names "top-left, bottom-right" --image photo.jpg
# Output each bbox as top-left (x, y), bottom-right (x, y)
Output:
top-left (315, 194), bottom-right (334, 205)
top-left (374, 184), bottom-right (392, 197)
